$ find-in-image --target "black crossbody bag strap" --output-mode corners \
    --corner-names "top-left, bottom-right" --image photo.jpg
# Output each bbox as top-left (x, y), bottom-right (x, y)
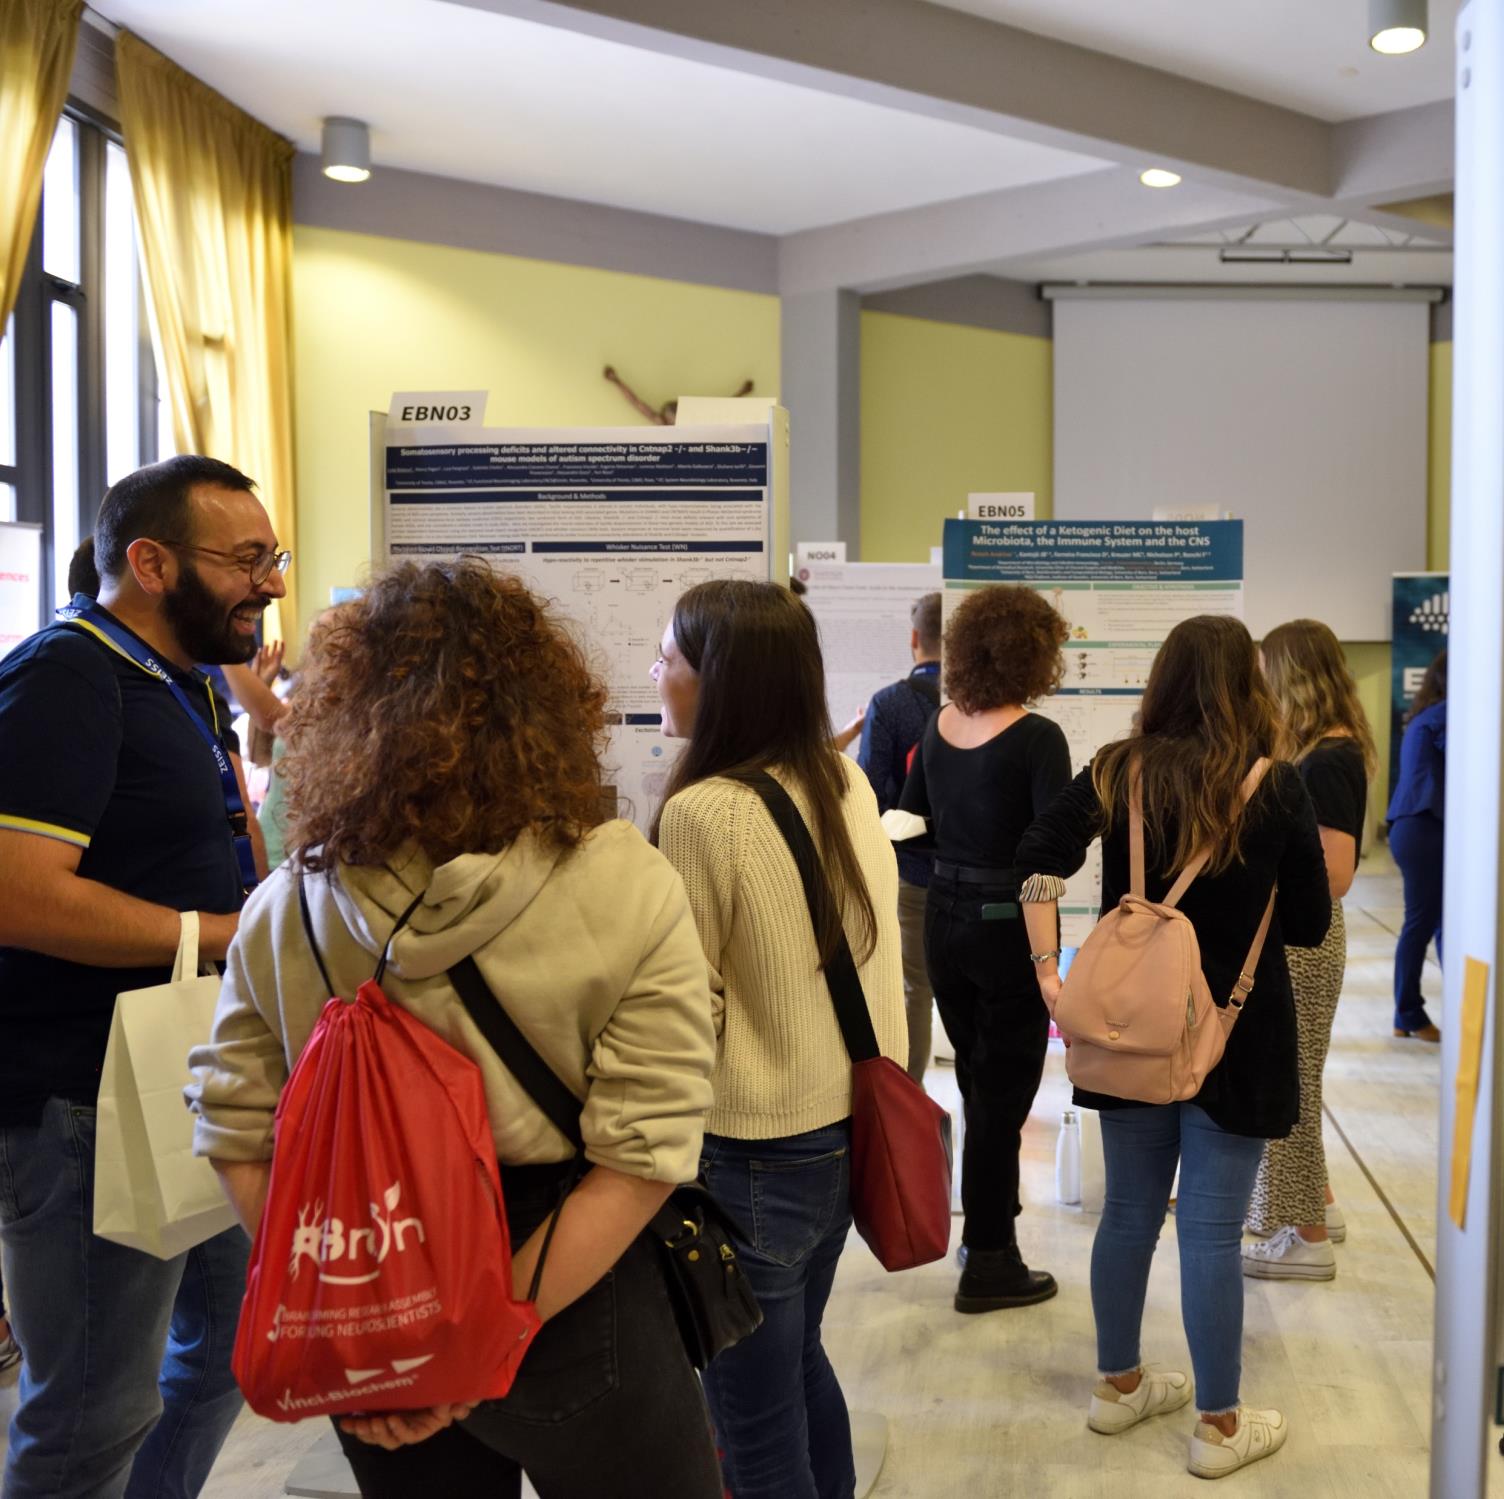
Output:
top-left (727, 770), bottom-right (881, 1066)
top-left (448, 956), bottom-right (589, 1305)
top-left (448, 957), bottom-right (586, 1153)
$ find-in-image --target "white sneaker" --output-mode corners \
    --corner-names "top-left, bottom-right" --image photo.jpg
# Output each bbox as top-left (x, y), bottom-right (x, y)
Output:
top-left (1326, 1202), bottom-right (1347, 1243)
top-left (1088, 1367), bottom-right (1193, 1434)
top-left (1241, 1225), bottom-right (1336, 1281)
top-left (1188, 1406), bottom-right (1288, 1479)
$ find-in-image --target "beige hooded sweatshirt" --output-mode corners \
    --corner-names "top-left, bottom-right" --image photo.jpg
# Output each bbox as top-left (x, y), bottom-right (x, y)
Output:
top-left (187, 820), bottom-right (717, 1186)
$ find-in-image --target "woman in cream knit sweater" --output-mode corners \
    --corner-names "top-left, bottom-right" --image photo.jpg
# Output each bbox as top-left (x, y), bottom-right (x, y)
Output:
top-left (651, 580), bottom-right (905, 1499)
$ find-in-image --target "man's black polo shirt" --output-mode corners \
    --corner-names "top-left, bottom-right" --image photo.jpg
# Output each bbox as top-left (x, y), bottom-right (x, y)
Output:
top-left (0, 596), bottom-right (244, 1124)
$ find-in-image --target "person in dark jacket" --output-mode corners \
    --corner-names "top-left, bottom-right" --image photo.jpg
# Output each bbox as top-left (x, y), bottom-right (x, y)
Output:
top-left (1015, 615), bottom-right (1329, 1484)
top-left (1387, 649), bottom-right (1446, 1039)
top-left (855, 591), bottom-right (942, 1081)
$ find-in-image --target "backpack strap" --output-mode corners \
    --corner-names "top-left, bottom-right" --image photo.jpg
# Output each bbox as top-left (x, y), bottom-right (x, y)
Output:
top-left (725, 768), bottom-right (881, 1066)
top-left (1230, 888), bottom-right (1278, 1010)
top-left (296, 868), bottom-right (423, 993)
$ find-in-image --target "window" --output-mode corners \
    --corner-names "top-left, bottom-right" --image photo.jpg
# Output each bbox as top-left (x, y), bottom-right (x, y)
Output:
top-left (2, 108), bottom-right (163, 628)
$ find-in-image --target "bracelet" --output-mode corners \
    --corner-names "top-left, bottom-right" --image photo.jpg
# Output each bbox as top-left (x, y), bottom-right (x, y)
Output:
top-left (1029, 949), bottom-right (1062, 965)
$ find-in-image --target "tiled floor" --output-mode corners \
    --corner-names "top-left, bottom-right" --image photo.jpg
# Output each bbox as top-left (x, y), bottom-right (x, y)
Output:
top-left (0, 853), bottom-right (1454, 1496)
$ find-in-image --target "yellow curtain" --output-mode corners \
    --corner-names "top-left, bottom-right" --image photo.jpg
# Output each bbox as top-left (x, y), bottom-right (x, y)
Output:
top-left (116, 31), bottom-right (298, 645)
top-left (0, 0), bottom-right (82, 329)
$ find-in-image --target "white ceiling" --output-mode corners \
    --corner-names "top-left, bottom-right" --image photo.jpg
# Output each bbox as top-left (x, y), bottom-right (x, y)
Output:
top-left (93, 0), bottom-right (1108, 234)
top-left (926, 0), bottom-right (1464, 121)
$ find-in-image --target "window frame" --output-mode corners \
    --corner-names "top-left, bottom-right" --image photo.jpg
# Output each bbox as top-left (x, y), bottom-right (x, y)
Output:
top-left (7, 102), bottom-right (162, 629)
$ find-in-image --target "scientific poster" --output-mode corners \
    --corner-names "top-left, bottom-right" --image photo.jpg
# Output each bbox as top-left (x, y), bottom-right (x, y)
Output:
top-left (1389, 572), bottom-right (1449, 800)
top-left (799, 561), bottom-right (942, 737)
top-left (379, 419), bottom-right (780, 827)
top-left (943, 518), bottom-right (1244, 942)
top-left (0, 523), bottom-right (43, 660)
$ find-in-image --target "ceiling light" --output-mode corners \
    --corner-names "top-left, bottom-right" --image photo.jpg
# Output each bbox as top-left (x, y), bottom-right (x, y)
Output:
top-left (1370, 0), bottom-right (1427, 53)
top-left (1140, 168), bottom-right (1182, 189)
top-left (321, 118), bottom-right (371, 183)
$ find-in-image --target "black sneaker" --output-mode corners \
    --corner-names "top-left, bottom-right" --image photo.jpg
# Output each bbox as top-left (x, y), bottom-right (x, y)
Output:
top-left (954, 1247), bottom-right (1058, 1313)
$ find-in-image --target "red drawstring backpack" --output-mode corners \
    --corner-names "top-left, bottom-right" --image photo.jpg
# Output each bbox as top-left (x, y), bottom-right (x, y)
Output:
top-left (231, 881), bottom-right (542, 1420)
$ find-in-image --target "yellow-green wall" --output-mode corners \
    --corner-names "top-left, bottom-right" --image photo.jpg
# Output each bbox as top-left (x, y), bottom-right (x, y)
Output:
top-left (857, 310), bottom-right (1455, 833)
top-left (292, 226), bottom-right (780, 626)
top-left (859, 310), bottom-right (1053, 561)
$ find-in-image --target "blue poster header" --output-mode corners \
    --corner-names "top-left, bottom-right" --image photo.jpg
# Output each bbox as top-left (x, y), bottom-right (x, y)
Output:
top-left (387, 442), bottom-right (768, 490)
top-left (943, 518), bottom-right (1243, 585)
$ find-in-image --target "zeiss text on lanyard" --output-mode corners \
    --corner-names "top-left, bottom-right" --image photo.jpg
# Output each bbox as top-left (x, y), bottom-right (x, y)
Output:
top-left (57, 603), bottom-right (259, 894)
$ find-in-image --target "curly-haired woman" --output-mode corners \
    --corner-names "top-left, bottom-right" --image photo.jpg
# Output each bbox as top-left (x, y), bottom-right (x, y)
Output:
top-left (897, 583), bottom-right (1071, 1313)
top-left (187, 561), bottom-right (723, 1499)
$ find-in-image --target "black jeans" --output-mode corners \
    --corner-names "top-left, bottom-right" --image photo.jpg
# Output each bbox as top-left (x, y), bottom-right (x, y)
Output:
top-left (925, 878), bottom-right (1051, 1252)
top-left (335, 1163), bottom-right (722, 1499)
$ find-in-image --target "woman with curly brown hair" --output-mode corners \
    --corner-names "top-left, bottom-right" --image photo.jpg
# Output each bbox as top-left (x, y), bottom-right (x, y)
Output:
top-left (188, 560), bottom-right (723, 1499)
top-left (897, 583), bottom-right (1071, 1314)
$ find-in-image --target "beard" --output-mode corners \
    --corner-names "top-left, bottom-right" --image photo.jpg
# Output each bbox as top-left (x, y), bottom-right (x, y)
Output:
top-left (162, 562), bottom-right (262, 665)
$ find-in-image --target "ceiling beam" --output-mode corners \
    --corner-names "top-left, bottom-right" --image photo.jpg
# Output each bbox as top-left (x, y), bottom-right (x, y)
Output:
top-left (780, 168), bottom-right (1281, 295)
top-left (445, 0), bottom-right (1334, 196)
top-left (1332, 99), bottom-right (1455, 211)
top-left (442, 0), bottom-right (1454, 285)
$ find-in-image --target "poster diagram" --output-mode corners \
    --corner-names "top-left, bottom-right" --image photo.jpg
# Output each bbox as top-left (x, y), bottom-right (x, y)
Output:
top-left (380, 420), bottom-right (781, 826)
top-left (943, 518), bottom-right (1245, 944)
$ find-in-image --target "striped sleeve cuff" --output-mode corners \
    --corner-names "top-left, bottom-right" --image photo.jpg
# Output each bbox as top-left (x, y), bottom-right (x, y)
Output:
top-left (0, 813), bottom-right (92, 849)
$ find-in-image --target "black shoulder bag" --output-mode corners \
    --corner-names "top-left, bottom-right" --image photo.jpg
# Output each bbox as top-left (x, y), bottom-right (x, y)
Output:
top-left (446, 957), bottom-right (762, 1370)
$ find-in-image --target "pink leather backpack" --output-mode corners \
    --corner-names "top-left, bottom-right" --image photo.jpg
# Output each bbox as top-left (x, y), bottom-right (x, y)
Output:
top-left (1050, 760), bottom-right (1276, 1105)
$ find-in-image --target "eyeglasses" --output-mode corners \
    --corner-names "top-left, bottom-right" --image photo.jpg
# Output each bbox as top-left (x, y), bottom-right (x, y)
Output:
top-left (160, 541), bottom-right (292, 587)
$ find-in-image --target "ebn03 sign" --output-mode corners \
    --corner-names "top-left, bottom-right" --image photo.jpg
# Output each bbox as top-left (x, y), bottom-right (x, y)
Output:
top-left (400, 404), bottom-right (472, 422)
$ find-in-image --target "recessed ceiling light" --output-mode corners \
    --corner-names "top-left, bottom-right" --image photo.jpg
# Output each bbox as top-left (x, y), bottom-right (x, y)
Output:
top-left (321, 117), bottom-right (371, 184)
top-left (1140, 168), bottom-right (1182, 189)
top-left (1370, 0), bottom-right (1427, 53)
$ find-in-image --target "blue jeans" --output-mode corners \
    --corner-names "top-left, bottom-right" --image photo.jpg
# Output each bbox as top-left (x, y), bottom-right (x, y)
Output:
top-left (699, 1122), bottom-right (855, 1499)
top-left (1092, 1103), bottom-right (1265, 1415)
top-left (0, 1098), bottom-right (248, 1499)
top-left (1390, 811), bottom-right (1444, 1029)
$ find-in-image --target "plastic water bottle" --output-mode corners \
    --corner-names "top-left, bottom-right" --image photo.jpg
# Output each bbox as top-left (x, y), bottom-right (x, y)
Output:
top-left (1056, 1109), bottom-right (1082, 1205)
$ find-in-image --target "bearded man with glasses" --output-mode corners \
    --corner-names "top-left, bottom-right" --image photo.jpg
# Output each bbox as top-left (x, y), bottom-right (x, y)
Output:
top-left (0, 455), bottom-right (288, 1499)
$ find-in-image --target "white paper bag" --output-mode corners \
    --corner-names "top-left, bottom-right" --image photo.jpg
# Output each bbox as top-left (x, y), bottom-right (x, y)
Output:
top-left (93, 912), bottom-right (238, 1258)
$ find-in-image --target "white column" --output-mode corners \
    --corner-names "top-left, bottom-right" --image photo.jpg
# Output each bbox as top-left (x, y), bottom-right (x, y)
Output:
top-left (1432, 3), bottom-right (1504, 1495)
top-left (780, 289), bottom-right (861, 556)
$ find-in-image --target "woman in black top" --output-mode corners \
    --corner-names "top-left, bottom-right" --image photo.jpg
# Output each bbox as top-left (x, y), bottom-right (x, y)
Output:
top-left (1015, 615), bottom-right (1329, 1482)
top-left (898, 585), bottom-right (1070, 1313)
top-left (1242, 619), bottom-right (1374, 1279)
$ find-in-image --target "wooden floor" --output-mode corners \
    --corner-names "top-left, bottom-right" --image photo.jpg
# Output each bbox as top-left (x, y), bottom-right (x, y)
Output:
top-left (0, 852), bottom-right (1456, 1495)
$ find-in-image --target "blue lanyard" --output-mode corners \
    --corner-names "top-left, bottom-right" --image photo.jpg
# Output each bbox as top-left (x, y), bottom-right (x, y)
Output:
top-left (57, 603), bottom-right (259, 894)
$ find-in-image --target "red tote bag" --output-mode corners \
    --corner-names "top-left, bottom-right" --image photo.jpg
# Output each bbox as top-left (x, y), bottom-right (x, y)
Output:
top-left (732, 772), bottom-right (952, 1272)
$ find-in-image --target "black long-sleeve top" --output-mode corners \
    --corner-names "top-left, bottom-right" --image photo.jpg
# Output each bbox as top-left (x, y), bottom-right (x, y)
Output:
top-left (1015, 759), bottom-right (1331, 1139)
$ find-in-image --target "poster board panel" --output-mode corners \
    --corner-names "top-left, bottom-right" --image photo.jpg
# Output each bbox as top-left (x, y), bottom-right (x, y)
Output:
top-left (799, 562), bottom-right (942, 739)
top-left (0, 523), bottom-right (43, 660)
top-left (376, 411), bottom-right (786, 830)
top-left (942, 518), bottom-right (1244, 944)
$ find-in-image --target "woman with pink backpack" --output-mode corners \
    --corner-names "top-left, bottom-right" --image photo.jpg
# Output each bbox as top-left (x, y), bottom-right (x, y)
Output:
top-left (1014, 615), bottom-right (1330, 1483)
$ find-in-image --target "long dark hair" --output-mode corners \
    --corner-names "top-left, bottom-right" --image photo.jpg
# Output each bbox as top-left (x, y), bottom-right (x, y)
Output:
top-left (650, 580), bottom-right (878, 967)
top-left (1093, 615), bottom-right (1279, 876)
top-left (1407, 649), bottom-right (1447, 722)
